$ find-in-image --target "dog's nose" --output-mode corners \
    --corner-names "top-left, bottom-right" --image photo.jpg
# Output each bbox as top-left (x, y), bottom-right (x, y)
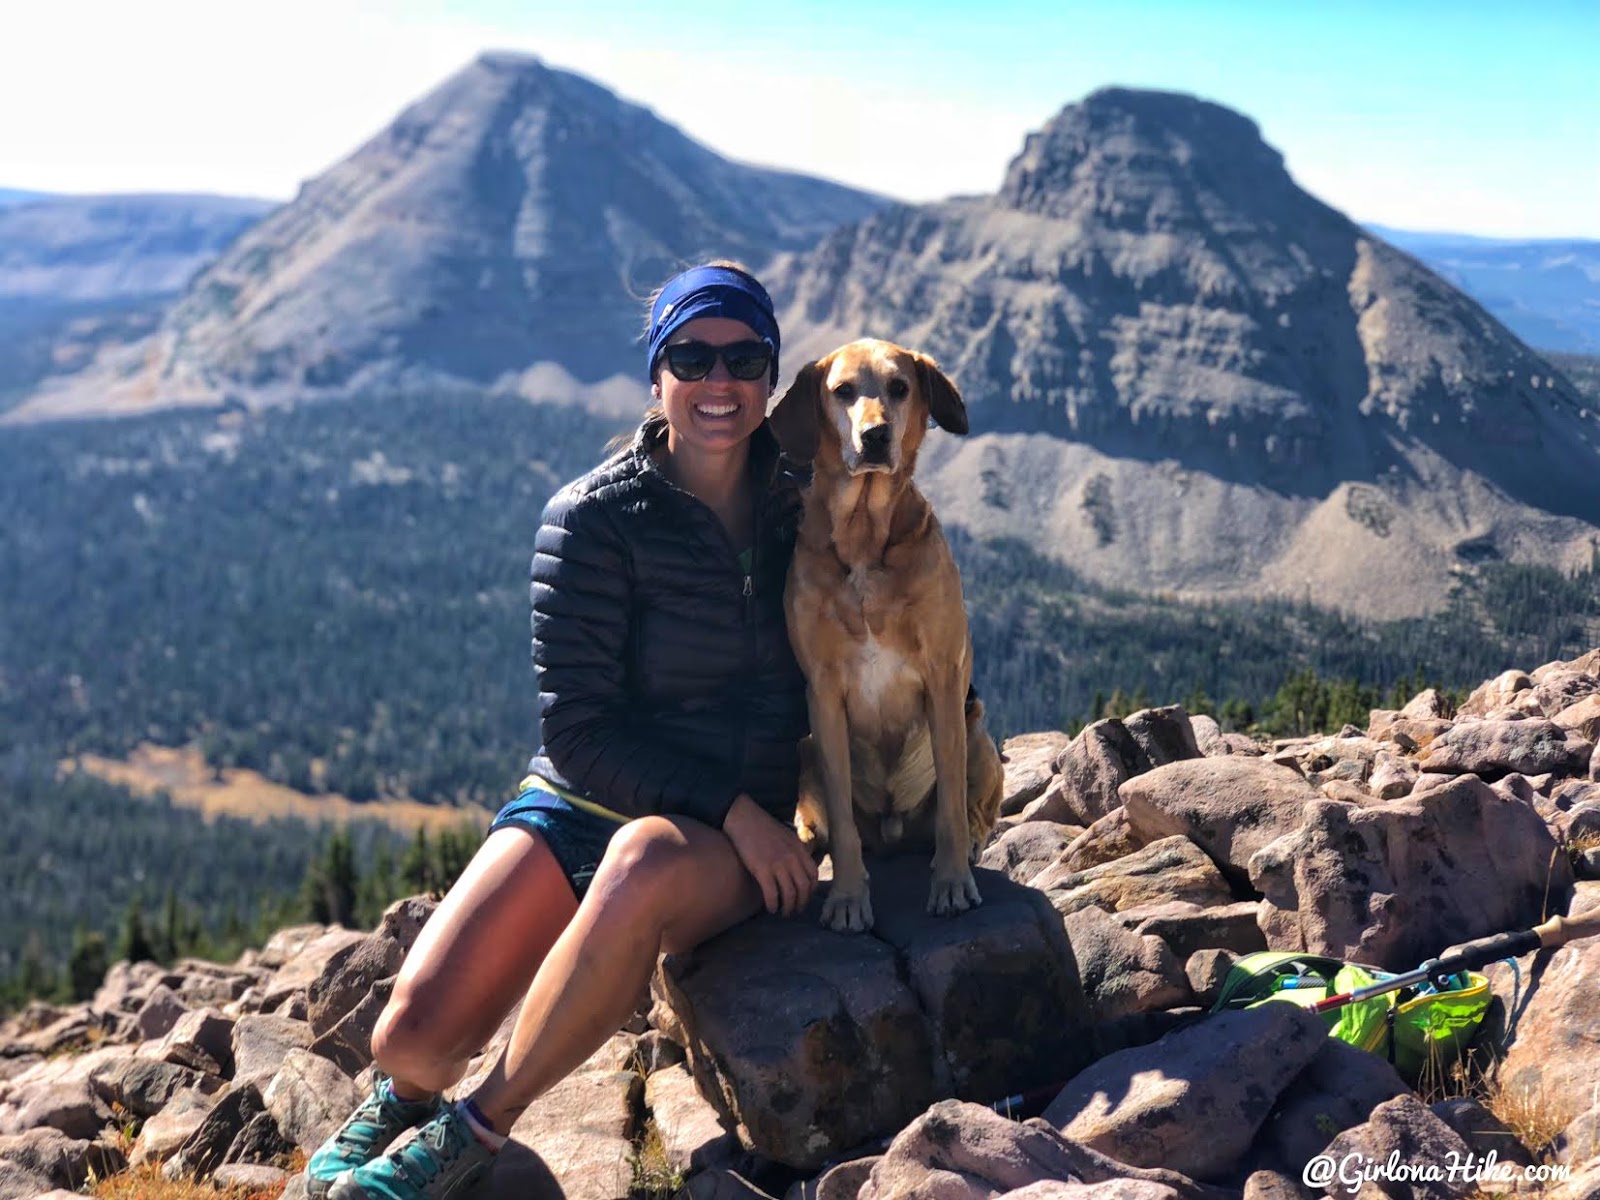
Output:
top-left (860, 425), bottom-right (891, 457)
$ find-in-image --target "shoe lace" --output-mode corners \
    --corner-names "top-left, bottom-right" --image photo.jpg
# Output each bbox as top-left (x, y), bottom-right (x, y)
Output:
top-left (393, 1114), bottom-right (468, 1188)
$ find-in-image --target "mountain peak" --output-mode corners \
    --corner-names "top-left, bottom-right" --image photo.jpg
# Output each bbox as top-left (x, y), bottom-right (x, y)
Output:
top-left (998, 86), bottom-right (1296, 228)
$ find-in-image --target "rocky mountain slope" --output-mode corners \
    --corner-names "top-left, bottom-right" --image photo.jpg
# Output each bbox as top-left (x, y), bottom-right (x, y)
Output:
top-left (1372, 225), bottom-right (1600, 355)
top-left (768, 88), bottom-right (1600, 619)
top-left (5, 52), bottom-right (884, 423)
top-left (4, 649), bottom-right (1598, 1198)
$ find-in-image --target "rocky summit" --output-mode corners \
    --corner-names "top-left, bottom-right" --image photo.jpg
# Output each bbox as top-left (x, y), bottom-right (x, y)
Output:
top-left (9, 52), bottom-right (883, 422)
top-left (769, 88), bottom-right (1600, 618)
top-left (4, 648), bottom-right (1600, 1198)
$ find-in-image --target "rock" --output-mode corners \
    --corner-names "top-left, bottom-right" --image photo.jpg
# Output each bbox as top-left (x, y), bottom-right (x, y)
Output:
top-left (495, 1069), bottom-right (642, 1200)
top-left (858, 1100), bottom-right (1227, 1200)
top-left (1430, 1097), bottom-right (1535, 1169)
top-left (655, 902), bottom-right (932, 1171)
top-left (1491, 894), bottom-right (1600, 1121)
top-left (1119, 758), bottom-right (1319, 889)
top-left (1112, 901), bottom-right (1267, 960)
top-left (1554, 695), bottom-right (1600, 743)
top-left (1002, 732), bottom-right (1075, 816)
top-left (1248, 1036), bottom-right (1409, 1179)
top-left (133, 984), bottom-right (187, 1041)
top-left (91, 961), bottom-right (166, 1016)
top-left (980, 821), bottom-right (1081, 886)
top-left (1368, 751), bottom-right (1419, 800)
top-left (105, 1058), bottom-right (223, 1118)
top-left (1042, 1002), bottom-right (1328, 1181)
top-left (1419, 718), bottom-right (1590, 778)
top-left (1189, 715), bottom-right (1227, 757)
top-left (692, 1168), bottom-right (784, 1199)
top-left (171, 960), bottom-right (259, 1009)
top-left (1121, 707), bottom-right (1202, 770)
top-left (655, 861), bottom-right (1094, 1171)
top-left (257, 926), bottom-right (369, 1011)
top-left (1057, 810), bottom-right (1149, 872)
top-left (1318, 1093), bottom-right (1471, 1200)
top-left (161, 1083), bottom-right (265, 1181)
top-left (1063, 907), bottom-right (1191, 1021)
top-left (1057, 720), bottom-right (1148, 826)
top-left (635, 1029), bottom-right (685, 1074)
top-left (1459, 670), bottom-right (1535, 718)
top-left (1250, 777), bottom-right (1573, 970)
top-left (130, 1086), bottom-right (219, 1165)
top-left (263, 1048), bottom-right (362, 1152)
top-left (1021, 777), bottom-right (1093, 827)
top-left (1401, 690), bottom-right (1453, 720)
top-left (1371, 718), bottom-right (1453, 754)
top-left (0, 1128), bottom-right (125, 1197)
top-left (1532, 672), bottom-right (1600, 719)
top-left (309, 975), bottom-right (394, 1076)
top-left (0, 1046), bottom-right (128, 1139)
top-left (804, 1156), bottom-right (880, 1200)
top-left (1033, 836), bottom-right (1234, 917)
top-left (145, 1006), bottom-right (235, 1076)
top-left (223, 1109), bottom-right (295, 1166)
top-left (307, 896), bottom-right (435, 1037)
top-left (231, 1013), bottom-right (315, 1091)
top-left (1184, 950), bottom-right (1236, 1007)
top-left (645, 1064), bottom-right (739, 1175)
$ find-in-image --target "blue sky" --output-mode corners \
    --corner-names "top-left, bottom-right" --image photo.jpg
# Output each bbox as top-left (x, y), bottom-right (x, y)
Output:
top-left (2, 0), bottom-right (1596, 236)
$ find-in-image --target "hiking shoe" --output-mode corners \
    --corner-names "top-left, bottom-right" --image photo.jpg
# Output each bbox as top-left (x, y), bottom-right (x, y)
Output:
top-left (329, 1104), bottom-right (496, 1200)
top-left (305, 1075), bottom-right (443, 1199)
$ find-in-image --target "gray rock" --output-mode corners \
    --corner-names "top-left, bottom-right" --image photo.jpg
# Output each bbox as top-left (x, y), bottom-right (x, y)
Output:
top-left (1249, 1036), bottom-right (1409, 1178)
top-left (645, 1063), bottom-right (739, 1176)
top-left (1459, 670), bottom-right (1535, 718)
top-left (231, 1012), bottom-right (315, 1091)
top-left (1057, 721), bottom-right (1148, 826)
top-left (1251, 777), bottom-right (1573, 970)
top-left (129, 1086), bottom-right (219, 1166)
top-left (1112, 900), bottom-right (1268, 961)
top-left (0, 1128), bottom-right (125, 1197)
top-left (1043, 1002), bottom-right (1328, 1181)
top-left (257, 926), bottom-right (368, 1011)
top-left (1189, 715), bottom-right (1227, 757)
top-left (307, 896), bottom-right (435, 1038)
top-left (146, 1006), bottom-right (235, 1076)
top-left (161, 1084), bottom-right (265, 1181)
top-left (1401, 690), bottom-right (1453, 721)
top-left (309, 974), bottom-right (395, 1076)
top-left (1419, 718), bottom-right (1590, 777)
top-left (222, 1109), bottom-right (295, 1166)
top-left (1001, 731), bottom-right (1075, 816)
top-left (105, 1057), bottom-right (223, 1118)
top-left (1183, 950), bottom-right (1236, 1008)
top-left (1553, 695), bottom-right (1600, 743)
top-left (1121, 707), bottom-right (1202, 770)
top-left (263, 1048), bottom-right (362, 1152)
top-left (1033, 836), bottom-right (1234, 917)
top-left (1056, 809), bottom-right (1149, 873)
top-left (0, 1046), bottom-right (128, 1139)
top-left (634, 1029), bottom-right (685, 1074)
top-left (979, 821), bottom-right (1080, 885)
top-left (1318, 1094), bottom-right (1471, 1200)
top-left (133, 985), bottom-right (187, 1041)
top-left (1369, 751), bottom-right (1420, 800)
top-left (213, 1162), bottom-right (291, 1190)
top-left (494, 1069), bottom-right (642, 1200)
top-left (1064, 907), bottom-right (1191, 1021)
top-left (1119, 758), bottom-right (1319, 889)
top-left (1430, 1097), bottom-right (1535, 1169)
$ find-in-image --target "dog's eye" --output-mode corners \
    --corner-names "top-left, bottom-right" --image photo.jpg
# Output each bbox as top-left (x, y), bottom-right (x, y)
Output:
top-left (832, 383), bottom-right (856, 402)
top-left (887, 378), bottom-right (909, 400)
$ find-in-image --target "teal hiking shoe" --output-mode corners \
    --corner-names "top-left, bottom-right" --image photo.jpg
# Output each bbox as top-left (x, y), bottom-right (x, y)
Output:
top-left (329, 1104), bottom-right (496, 1200)
top-left (305, 1075), bottom-right (443, 1200)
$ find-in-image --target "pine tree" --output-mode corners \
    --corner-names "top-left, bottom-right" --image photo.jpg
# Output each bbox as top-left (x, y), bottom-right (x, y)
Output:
top-left (66, 928), bottom-right (109, 1001)
top-left (118, 896), bottom-right (156, 965)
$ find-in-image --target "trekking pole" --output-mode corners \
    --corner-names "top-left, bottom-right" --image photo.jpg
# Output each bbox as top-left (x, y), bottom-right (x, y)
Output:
top-left (1307, 905), bottom-right (1600, 1017)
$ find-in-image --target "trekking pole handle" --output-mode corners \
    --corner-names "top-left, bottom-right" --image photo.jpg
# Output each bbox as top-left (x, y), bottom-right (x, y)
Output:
top-left (1532, 905), bottom-right (1600, 949)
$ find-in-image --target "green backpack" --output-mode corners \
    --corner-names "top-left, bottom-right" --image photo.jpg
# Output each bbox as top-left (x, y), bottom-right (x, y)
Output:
top-left (1210, 951), bottom-right (1491, 1083)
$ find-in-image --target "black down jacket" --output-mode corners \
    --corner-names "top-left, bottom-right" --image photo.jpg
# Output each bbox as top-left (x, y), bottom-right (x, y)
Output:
top-left (523, 414), bottom-right (809, 827)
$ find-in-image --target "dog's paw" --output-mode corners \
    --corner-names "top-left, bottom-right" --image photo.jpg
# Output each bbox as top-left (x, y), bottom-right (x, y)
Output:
top-left (820, 885), bottom-right (874, 933)
top-left (927, 870), bottom-right (982, 917)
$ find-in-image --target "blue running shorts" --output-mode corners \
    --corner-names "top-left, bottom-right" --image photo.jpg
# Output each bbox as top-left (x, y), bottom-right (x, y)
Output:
top-left (487, 782), bottom-right (626, 900)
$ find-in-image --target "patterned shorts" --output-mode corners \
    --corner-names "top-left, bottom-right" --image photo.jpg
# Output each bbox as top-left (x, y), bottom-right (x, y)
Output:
top-left (487, 784), bottom-right (626, 900)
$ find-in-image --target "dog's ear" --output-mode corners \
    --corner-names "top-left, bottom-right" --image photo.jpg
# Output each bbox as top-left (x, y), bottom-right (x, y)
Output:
top-left (769, 360), bottom-right (822, 462)
top-left (914, 353), bottom-right (968, 435)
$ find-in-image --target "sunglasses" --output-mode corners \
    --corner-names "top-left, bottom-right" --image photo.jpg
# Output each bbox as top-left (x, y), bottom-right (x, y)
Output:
top-left (659, 339), bottom-right (772, 382)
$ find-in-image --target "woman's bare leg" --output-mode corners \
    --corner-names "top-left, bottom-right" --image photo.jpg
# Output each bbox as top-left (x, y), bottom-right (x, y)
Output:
top-left (467, 815), bottom-right (761, 1131)
top-left (370, 828), bottom-right (580, 1096)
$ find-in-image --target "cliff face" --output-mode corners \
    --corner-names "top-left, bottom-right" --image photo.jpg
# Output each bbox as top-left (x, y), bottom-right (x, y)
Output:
top-left (768, 88), bottom-right (1600, 617)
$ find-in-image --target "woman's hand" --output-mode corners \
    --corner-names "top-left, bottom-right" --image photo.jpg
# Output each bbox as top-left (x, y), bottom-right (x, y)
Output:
top-left (722, 793), bottom-right (819, 917)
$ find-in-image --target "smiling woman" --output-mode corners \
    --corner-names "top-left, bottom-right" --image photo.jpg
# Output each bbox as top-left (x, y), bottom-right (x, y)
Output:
top-left (304, 261), bottom-right (813, 1200)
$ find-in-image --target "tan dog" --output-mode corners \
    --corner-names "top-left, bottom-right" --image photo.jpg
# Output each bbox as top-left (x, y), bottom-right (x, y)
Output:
top-left (772, 338), bottom-right (1004, 932)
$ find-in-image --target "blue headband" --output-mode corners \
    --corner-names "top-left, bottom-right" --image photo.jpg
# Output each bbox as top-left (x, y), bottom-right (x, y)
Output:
top-left (647, 266), bottom-right (781, 384)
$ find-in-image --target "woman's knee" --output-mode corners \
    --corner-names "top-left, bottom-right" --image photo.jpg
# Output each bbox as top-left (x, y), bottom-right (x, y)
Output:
top-left (370, 980), bottom-right (471, 1076)
top-left (591, 816), bottom-right (695, 897)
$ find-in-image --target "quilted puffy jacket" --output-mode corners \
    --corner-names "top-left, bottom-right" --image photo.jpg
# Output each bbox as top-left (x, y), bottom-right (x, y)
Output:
top-left (523, 414), bottom-right (809, 827)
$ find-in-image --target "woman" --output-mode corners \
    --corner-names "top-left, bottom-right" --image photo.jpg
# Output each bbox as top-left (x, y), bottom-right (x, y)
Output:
top-left (310, 263), bottom-right (816, 1200)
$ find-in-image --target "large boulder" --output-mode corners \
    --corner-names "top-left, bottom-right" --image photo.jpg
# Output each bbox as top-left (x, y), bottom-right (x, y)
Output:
top-left (306, 896), bottom-right (434, 1037)
top-left (980, 822), bottom-right (1081, 886)
top-left (1111, 901), bottom-right (1267, 961)
top-left (230, 1013), bottom-right (315, 1091)
top-left (1063, 908), bottom-right (1191, 1021)
top-left (1119, 758), bottom-right (1319, 889)
top-left (1001, 732), bottom-right (1075, 816)
top-left (1042, 1003), bottom-right (1328, 1182)
top-left (1418, 718), bottom-right (1592, 779)
top-left (1250, 777), bottom-right (1574, 970)
top-left (1056, 720), bottom-right (1149, 826)
top-left (0, 1046), bottom-right (129, 1139)
top-left (263, 1049), bottom-right (362, 1153)
top-left (0, 1128), bottom-right (124, 1199)
top-left (654, 861), bottom-right (1093, 1171)
top-left (1317, 1094), bottom-right (1471, 1200)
